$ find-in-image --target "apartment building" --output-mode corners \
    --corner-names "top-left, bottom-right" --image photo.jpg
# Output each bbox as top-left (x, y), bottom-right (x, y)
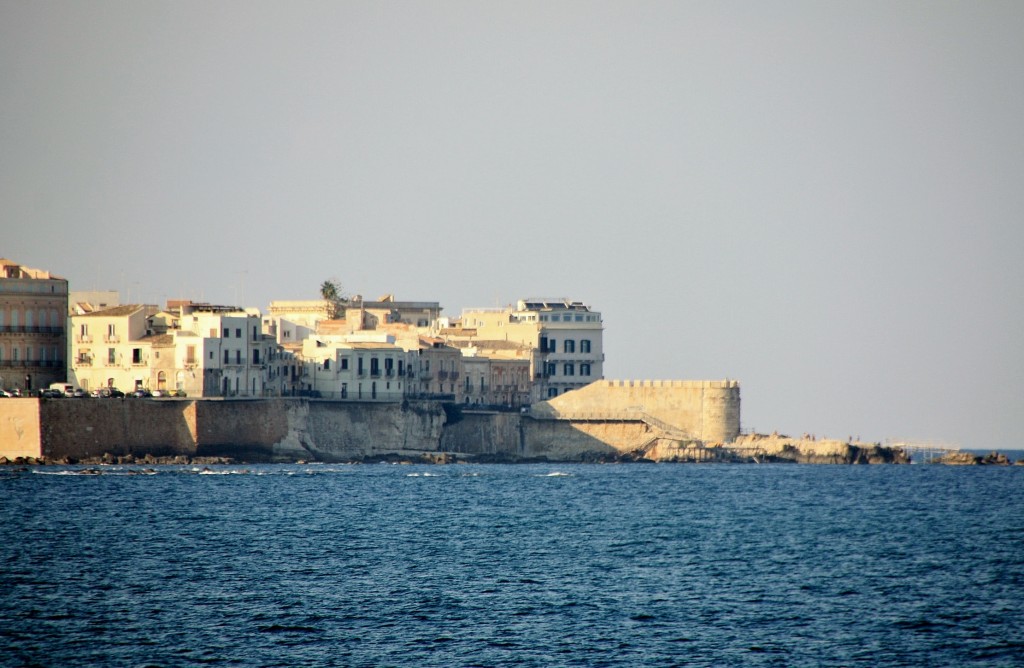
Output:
top-left (301, 333), bottom-right (412, 401)
top-left (457, 298), bottom-right (604, 400)
top-left (0, 259), bottom-right (68, 393)
top-left (68, 302), bottom-right (293, 397)
top-left (176, 304), bottom-right (279, 397)
top-left (69, 304), bottom-right (160, 393)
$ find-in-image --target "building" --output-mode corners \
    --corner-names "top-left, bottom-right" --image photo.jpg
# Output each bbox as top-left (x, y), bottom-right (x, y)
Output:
top-left (301, 332), bottom-right (412, 401)
top-left (68, 304), bottom-right (160, 393)
top-left (456, 298), bottom-right (604, 400)
top-left (69, 301), bottom-right (294, 397)
top-left (174, 303), bottom-right (279, 397)
top-left (0, 259), bottom-right (69, 393)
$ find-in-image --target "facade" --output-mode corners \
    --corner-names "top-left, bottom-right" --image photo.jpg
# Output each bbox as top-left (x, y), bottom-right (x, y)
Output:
top-left (346, 295), bottom-right (442, 331)
top-left (69, 302), bottom-right (294, 397)
top-left (301, 333), bottom-right (412, 401)
top-left (0, 259), bottom-right (68, 393)
top-left (411, 338), bottom-right (463, 401)
top-left (176, 304), bottom-right (280, 397)
top-left (457, 298), bottom-right (604, 401)
top-left (69, 304), bottom-right (160, 393)
top-left (459, 353), bottom-right (532, 407)
top-left (266, 300), bottom-right (335, 347)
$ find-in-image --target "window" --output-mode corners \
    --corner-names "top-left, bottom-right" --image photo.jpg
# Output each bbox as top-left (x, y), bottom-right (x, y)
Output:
top-left (107, 323), bottom-right (115, 337)
top-left (341, 357), bottom-right (349, 370)
top-left (236, 328), bottom-right (241, 339)
top-left (581, 363), bottom-right (591, 377)
top-left (563, 363), bottom-right (575, 376)
top-left (564, 340), bottom-right (575, 353)
top-left (223, 350), bottom-right (230, 363)
top-left (324, 358), bottom-right (330, 370)
top-left (107, 348), bottom-right (115, 364)
top-left (132, 348), bottom-right (142, 364)
top-left (223, 328), bottom-right (229, 338)
top-left (546, 362), bottom-right (556, 376)
top-left (547, 338), bottom-right (557, 353)
top-left (370, 358), bottom-right (380, 376)
top-left (236, 350), bottom-right (241, 364)
top-left (547, 387), bottom-right (558, 397)
top-left (252, 326), bottom-right (258, 340)
top-left (253, 349), bottom-right (260, 364)
top-left (581, 339), bottom-right (591, 353)
top-left (357, 357), bottom-right (364, 375)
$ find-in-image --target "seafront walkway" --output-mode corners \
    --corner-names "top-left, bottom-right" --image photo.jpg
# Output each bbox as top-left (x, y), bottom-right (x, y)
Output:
top-left (885, 440), bottom-right (961, 464)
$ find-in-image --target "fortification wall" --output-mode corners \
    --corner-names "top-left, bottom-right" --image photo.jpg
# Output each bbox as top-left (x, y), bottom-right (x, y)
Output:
top-left (193, 399), bottom-right (290, 458)
top-left (32, 399), bottom-right (197, 460)
top-left (535, 380), bottom-right (741, 442)
top-left (0, 399), bottom-right (41, 459)
top-left (278, 400), bottom-right (446, 461)
top-left (521, 419), bottom-right (644, 461)
top-left (440, 411), bottom-right (523, 457)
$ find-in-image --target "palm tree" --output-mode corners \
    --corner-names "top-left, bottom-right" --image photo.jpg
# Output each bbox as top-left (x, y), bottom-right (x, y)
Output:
top-left (320, 280), bottom-right (340, 303)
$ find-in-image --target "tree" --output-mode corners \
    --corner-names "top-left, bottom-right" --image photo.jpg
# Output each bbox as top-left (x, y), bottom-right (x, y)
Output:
top-left (320, 278), bottom-right (347, 318)
top-left (320, 279), bottom-right (341, 303)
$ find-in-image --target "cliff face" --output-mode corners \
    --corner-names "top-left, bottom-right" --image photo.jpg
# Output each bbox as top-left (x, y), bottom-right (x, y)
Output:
top-left (273, 400), bottom-right (447, 461)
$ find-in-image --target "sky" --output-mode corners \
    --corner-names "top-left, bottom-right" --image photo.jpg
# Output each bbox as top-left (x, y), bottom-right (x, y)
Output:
top-left (3, 1), bottom-right (1023, 450)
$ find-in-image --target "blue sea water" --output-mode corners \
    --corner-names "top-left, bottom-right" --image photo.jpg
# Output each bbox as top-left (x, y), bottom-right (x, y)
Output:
top-left (2, 463), bottom-right (1023, 667)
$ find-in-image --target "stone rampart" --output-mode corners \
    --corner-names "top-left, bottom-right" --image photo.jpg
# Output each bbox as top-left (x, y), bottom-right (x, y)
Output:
top-left (0, 399), bottom-right (41, 459)
top-left (532, 380), bottom-right (741, 442)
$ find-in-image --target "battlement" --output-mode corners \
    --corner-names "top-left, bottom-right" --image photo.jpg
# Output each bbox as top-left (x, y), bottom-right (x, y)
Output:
top-left (533, 379), bottom-right (741, 443)
top-left (602, 379), bottom-right (739, 389)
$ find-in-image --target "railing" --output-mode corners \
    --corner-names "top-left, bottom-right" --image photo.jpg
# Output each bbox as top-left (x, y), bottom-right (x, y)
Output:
top-left (76, 335), bottom-right (93, 343)
top-left (0, 359), bottom-right (65, 368)
top-left (0, 326), bottom-right (64, 335)
top-left (104, 335), bottom-right (120, 343)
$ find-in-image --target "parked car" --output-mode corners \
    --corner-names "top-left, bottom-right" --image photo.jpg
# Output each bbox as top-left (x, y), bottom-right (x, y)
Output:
top-left (129, 389), bottom-right (152, 398)
top-left (151, 389), bottom-right (164, 397)
top-left (37, 388), bottom-right (63, 398)
top-left (91, 387), bottom-right (125, 398)
top-left (72, 388), bottom-right (88, 398)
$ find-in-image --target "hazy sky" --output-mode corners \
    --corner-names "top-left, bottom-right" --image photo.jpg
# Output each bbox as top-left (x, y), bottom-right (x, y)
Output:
top-left (4, 1), bottom-right (1023, 449)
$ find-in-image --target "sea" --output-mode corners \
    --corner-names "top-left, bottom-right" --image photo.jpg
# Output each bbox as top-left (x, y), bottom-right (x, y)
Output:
top-left (2, 463), bottom-right (1023, 667)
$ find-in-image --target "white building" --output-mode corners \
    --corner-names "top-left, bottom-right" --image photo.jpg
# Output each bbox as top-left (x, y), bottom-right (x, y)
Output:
top-left (457, 298), bottom-right (604, 400)
top-left (301, 332), bottom-right (412, 401)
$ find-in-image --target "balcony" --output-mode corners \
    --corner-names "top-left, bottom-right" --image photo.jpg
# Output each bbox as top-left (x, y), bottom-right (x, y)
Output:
top-left (76, 356), bottom-right (93, 367)
top-left (76, 334), bottom-right (93, 343)
top-left (104, 335), bottom-right (120, 343)
top-left (0, 325), bottom-right (65, 336)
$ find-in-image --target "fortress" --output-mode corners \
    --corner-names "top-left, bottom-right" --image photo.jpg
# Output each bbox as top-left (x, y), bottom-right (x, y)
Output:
top-left (0, 379), bottom-right (740, 462)
top-left (0, 378), bottom-right (908, 464)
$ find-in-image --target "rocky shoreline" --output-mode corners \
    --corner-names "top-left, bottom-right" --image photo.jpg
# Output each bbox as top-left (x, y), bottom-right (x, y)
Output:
top-left (3, 445), bottom-right (1020, 467)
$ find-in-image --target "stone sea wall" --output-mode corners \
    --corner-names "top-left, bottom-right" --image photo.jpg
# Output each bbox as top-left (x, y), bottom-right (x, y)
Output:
top-left (2, 397), bottom-right (913, 464)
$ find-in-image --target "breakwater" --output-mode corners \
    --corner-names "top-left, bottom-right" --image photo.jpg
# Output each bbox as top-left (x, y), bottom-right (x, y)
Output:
top-left (1, 397), bottom-right (910, 464)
